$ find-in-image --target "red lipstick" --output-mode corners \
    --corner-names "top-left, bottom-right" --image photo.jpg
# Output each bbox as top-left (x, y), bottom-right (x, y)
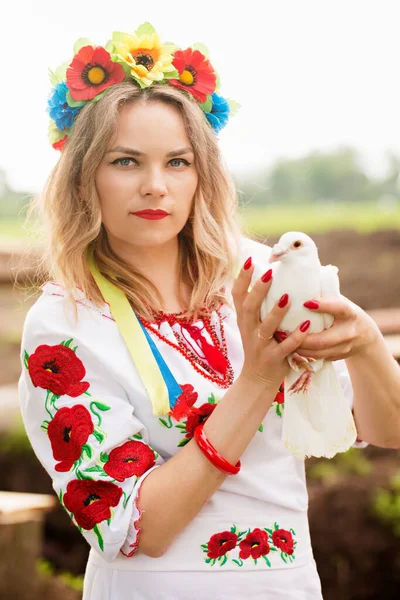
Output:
top-left (131, 209), bottom-right (169, 220)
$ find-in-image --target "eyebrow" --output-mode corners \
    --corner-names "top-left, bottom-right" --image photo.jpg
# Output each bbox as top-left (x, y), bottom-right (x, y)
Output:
top-left (106, 146), bottom-right (194, 157)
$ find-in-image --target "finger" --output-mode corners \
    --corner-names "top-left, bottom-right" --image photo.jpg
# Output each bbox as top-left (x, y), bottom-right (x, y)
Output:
top-left (296, 342), bottom-right (352, 360)
top-left (257, 293), bottom-right (291, 339)
top-left (297, 324), bottom-right (355, 351)
top-left (242, 268), bottom-right (274, 328)
top-left (303, 296), bottom-right (357, 320)
top-left (274, 319), bottom-right (311, 358)
top-left (231, 257), bottom-right (255, 313)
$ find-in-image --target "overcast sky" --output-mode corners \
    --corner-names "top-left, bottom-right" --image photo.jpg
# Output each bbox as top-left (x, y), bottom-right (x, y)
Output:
top-left (1, 0), bottom-right (399, 193)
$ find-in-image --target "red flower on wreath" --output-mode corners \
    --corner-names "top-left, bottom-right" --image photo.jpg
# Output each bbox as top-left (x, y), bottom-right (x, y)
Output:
top-left (47, 405), bottom-right (94, 472)
top-left (170, 383), bottom-right (198, 421)
top-left (274, 382), bottom-right (285, 405)
top-left (103, 440), bottom-right (156, 482)
top-left (272, 529), bottom-right (294, 555)
top-left (52, 135), bottom-right (67, 151)
top-left (207, 530), bottom-right (238, 559)
top-left (169, 48), bottom-right (217, 103)
top-left (185, 402), bottom-right (217, 438)
top-left (66, 45), bottom-right (125, 101)
top-left (63, 479), bottom-right (122, 530)
top-left (28, 344), bottom-right (90, 397)
top-left (239, 528), bottom-right (270, 560)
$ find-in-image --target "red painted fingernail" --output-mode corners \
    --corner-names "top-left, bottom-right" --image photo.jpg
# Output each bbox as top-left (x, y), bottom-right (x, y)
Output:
top-left (243, 257), bottom-right (252, 270)
top-left (261, 269), bottom-right (273, 283)
top-left (300, 320), bottom-right (311, 332)
top-left (304, 301), bottom-right (319, 309)
top-left (278, 294), bottom-right (289, 308)
top-left (274, 331), bottom-right (288, 343)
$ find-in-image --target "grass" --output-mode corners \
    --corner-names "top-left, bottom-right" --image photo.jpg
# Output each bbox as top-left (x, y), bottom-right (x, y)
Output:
top-left (1, 200), bottom-right (399, 246)
top-left (239, 201), bottom-right (400, 236)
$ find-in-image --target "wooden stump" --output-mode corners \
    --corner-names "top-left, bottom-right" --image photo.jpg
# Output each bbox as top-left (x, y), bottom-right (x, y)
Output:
top-left (0, 491), bottom-right (56, 600)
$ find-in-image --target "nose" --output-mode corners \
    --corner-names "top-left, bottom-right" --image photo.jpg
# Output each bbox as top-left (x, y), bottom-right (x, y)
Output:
top-left (140, 166), bottom-right (168, 198)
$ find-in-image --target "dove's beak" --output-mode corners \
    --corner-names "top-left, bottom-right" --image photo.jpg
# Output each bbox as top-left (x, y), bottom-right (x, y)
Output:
top-left (269, 245), bottom-right (288, 263)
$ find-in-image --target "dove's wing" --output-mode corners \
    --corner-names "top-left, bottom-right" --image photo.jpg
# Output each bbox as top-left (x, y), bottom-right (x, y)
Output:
top-left (320, 264), bottom-right (340, 329)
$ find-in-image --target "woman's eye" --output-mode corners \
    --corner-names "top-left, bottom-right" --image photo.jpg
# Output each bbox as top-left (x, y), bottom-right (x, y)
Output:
top-left (112, 157), bottom-right (136, 167)
top-left (169, 158), bottom-right (190, 167)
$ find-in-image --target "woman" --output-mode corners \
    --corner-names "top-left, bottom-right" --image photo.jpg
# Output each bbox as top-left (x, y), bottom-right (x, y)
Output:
top-left (19, 23), bottom-right (400, 600)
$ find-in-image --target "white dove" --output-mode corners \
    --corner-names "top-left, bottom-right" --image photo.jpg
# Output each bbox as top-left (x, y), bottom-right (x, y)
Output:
top-left (252, 231), bottom-right (357, 459)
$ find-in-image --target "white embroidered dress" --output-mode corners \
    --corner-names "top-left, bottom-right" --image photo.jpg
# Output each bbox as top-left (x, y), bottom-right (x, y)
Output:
top-left (18, 236), bottom-right (365, 600)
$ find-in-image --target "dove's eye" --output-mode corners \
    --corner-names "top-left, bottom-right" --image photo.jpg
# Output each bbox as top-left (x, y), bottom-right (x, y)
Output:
top-left (293, 240), bottom-right (303, 249)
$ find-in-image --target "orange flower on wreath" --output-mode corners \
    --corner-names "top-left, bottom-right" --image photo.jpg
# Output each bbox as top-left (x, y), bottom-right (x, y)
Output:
top-left (169, 48), bottom-right (217, 103)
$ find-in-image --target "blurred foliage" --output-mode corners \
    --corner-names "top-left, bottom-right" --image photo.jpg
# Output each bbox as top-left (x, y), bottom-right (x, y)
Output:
top-left (0, 414), bottom-right (33, 455)
top-left (234, 146), bottom-right (400, 207)
top-left (36, 559), bottom-right (84, 592)
top-left (372, 473), bottom-right (400, 536)
top-left (0, 168), bottom-right (32, 219)
top-left (307, 447), bottom-right (372, 483)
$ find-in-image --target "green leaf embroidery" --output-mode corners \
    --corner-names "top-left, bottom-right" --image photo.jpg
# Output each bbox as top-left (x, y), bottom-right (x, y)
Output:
top-left (90, 401), bottom-right (111, 426)
top-left (258, 423), bottom-right (264, 432)
top-left (158, 418), bottom-right (173, 429)
top-left (92, 428), bottom-right (105, 444)
top-left (219, 554), bottom-right (228, 566)
top-left (132, 433), bottom-right (143, 440)
top-left (82, 444), bottom-right (92, 460)
top-left (62, 338), bottom-right (74, 348)
top-left (230, 525), bottom-right (237, 533)
top-left (276, 404), bottom-right (283, 417)
top-left (262, 555), bottom-right (271, 567)
top-left (100, 452), bottom-right (109, 463)
top-left (290, 528), bottom-right (296, 535)
top-left (281, 552), bottom-right (287, 563)
top-left (274, 522), bottom-right (279, 531)
top-left (24, 350), bottom-right (29, 369)
top-left (93, 524), bottom-right (104, 552)
top-left (232, 558), bottom-right (244, 567)
top-left (123, 490), bottom-right (134, 509)
top-left (265, 528), bottom-right (273, 535)
top-left (208, 393), bottom-right (216, 404)
top-left (175, 423), bottom-right (187, 430)
top-left (177, 437), bottom-right (190, 447)
top-left (83, 465), bottom-right (104, 474)
top-left (41, 421), bottom-right (50, 432)
top-left (205, 558), bottom-right (211, 564)
top-left (44, 389), bottom-right (53, 420)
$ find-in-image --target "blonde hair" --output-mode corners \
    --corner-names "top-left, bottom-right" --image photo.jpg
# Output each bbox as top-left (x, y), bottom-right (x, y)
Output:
top-left (24, 82), bottom-right (245, 322)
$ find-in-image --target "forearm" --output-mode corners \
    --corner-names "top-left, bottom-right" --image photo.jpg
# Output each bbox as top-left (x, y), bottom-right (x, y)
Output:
top-left (136, 374), bottom-right (276, 557)
top-left (346, 328), bottom-right (400, 448)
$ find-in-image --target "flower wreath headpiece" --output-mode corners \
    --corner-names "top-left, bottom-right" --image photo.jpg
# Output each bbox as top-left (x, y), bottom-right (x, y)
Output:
top-left (47, 21), bottom-right (240, 151)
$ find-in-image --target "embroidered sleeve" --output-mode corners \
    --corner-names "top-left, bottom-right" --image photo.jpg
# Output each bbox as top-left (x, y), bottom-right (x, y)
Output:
top-left (18, 293), bottom-right (164, 561)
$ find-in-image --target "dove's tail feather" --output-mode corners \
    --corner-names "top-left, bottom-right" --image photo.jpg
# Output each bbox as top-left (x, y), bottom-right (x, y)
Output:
top-left (283, 361), bottom-right (357, 459)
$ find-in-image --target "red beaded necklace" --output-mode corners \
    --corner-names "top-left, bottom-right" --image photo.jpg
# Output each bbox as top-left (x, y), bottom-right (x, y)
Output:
top-left (138, 307), bottom-right (235, 388)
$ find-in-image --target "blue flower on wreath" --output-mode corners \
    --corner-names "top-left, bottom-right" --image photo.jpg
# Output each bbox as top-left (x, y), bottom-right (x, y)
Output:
top-left (205, 93), bottom-right (230, 134)
top-left (47, 82), bottom-right (82, 131)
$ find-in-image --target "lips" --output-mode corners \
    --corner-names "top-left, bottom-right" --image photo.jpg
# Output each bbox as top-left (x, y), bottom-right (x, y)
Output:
top-left (131, 209), bottom-right (169, 220)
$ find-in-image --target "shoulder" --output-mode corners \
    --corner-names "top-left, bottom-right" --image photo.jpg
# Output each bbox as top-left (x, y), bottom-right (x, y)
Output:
top-left (22, 281), bottom-right (115, 348)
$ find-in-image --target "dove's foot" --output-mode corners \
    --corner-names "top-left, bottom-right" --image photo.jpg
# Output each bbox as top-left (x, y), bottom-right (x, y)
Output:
top-left (288, 370), bottom-right (313, 394)
top-left (289, 352), bottom-right (316, 373)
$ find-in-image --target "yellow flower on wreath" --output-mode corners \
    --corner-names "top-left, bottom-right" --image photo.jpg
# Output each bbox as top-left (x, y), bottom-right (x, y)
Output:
top-left (107, 22), bottom-right (179, 88)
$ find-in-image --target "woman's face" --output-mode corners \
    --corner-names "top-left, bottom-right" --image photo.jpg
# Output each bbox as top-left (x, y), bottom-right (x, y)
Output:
top-left (95, 100), bottom-right (199, 253)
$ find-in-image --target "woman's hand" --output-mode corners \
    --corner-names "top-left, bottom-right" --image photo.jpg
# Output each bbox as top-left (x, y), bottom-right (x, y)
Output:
top-left (231, 257), bottom-right (313, 389)
top-left (296, 296), bottom-right (381, 362)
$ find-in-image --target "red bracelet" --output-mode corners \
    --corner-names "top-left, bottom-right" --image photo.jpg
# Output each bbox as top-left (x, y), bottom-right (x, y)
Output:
top-left (194, 424), bottom-right (241, 475)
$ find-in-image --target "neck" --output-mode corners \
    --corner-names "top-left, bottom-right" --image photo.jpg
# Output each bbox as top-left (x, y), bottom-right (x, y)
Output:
top-left (108, 234), bottom-right (191, 313)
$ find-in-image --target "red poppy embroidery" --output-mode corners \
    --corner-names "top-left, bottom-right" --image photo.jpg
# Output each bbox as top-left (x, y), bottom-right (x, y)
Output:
top-left (47, 405), bottom-right (94, 472)
top-left (185, 402), bottom-right (217, 438)
top-left (239, 528), bottom-right (271, 560)
top-left (170, 384), bottom-right (198, 421)
top-left (28, 343), bottom-right (90, 397)
top-left (207, 531), bottom-right (238, 559)
top-left (63, 479), bottom-right (122, 530)
top-left (272, 528), bottom-right (295, 555)
top-left (103, 441), bottom-right (156, 482)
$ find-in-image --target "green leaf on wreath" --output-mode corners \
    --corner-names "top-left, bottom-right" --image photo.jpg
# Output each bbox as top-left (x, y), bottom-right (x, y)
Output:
top-left (177, 437), bottom-right (190, 447)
